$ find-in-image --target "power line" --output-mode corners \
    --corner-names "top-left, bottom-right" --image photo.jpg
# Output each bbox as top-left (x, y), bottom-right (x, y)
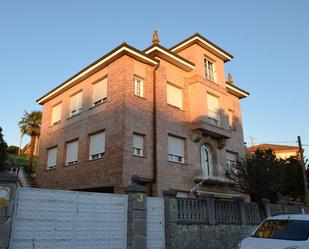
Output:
top-left (247, 140), bottom-right (297, 145)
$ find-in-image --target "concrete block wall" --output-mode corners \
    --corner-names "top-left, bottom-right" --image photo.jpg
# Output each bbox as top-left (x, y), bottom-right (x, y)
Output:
top-left (0, 174), bottom-right (18, 249)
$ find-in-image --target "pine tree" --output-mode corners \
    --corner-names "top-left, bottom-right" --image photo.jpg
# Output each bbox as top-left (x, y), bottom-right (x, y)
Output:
top-left (0, 127), bottom-right (8, 169)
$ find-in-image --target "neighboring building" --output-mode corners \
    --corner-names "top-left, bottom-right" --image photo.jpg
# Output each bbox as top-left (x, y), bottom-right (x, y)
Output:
top-left (21, 135), bottom-right (39, 156)
top-left (247, 144), bottom-right (299, 159)
top-left (36, 32), bottom-right (249, 197)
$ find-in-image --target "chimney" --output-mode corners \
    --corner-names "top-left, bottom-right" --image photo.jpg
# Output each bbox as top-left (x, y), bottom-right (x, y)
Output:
top-left (152, 30), bottom-right (159, 44)
top-left (227, 73), bottom-right (234, 84)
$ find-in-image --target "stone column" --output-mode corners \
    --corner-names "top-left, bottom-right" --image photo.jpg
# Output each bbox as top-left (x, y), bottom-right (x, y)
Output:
top-left (199, 193), bottom-right (215, 224)
top-left (124, 183), bottom-right (147, 249)
top-left (0, 174), bottom-right (19, 249)
top-left (163, 190), bottom-right (177, 249)
top-left (233, 196), bottom-right (247, 225)
top-left (262, 198), bottom-right (271, 218)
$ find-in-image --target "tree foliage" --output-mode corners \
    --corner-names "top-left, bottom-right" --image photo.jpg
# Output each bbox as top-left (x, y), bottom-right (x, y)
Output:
top-left (0, 127), bottom-right (8, 170)
top-left (18, 110), bottom-right (42, 172)
top-left (7, 145), bottom-right (20, 155)
top-left (228, 149), bottom-right (306, 215)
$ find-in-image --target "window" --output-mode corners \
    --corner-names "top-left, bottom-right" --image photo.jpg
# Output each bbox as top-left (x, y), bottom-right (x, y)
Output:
top-left (47, 147), bottom-right (57, 169)
top-left (89, 131), bottom-right (105, 160)
top-left (66, 140), bottom-right (78, 165)
top-left (228, 110), bottom-right (234, 129)
top-left (253, 219), bottom-right (309, 241)
top-left (133, 134), bottom-right (144, 156)
top-left (200, 145), bottom-right (213, 177)
top-left (168, 135), bottom-right (184, 163)
top-left (70, 91), bottom-right (82, 117)
top-left (167, 83), bottom-right (183, 109)
top-left (92, 78), bottom-right (107, 106)
top-left (134, 77), bottom-right (144, 97)
top-left (207, 94), bottom-right (220, 126)
top-left (51, 103), bottom-right (62, 125)
top-left (226, 151), bottom-right (237, 175)
top-left (204, 58), bottom-right (215, 82)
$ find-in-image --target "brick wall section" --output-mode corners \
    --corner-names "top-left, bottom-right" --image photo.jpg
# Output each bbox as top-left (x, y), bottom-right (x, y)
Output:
top-left (122, 59), bottom-right (155, 188)
top-left (36, 42), bottom-right (248, 197)
top-left (37, 56), bottom-right (134, 193)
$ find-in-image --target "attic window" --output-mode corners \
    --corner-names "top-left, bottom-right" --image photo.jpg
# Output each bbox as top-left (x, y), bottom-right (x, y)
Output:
top-left (204, 58), bottom-right (216, 82)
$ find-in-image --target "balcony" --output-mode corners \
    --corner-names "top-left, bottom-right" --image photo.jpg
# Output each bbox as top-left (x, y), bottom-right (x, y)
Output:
top-left (194, 168), bottom-right (230, 185)
top-left (191, 114), bottom-right (231, 140)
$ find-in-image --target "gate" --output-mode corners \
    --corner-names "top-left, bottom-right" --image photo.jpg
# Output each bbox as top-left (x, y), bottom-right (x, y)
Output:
top-left (9, 187), bottom-right (128, 249)
top-left (146, 197), bottom-right (165, 249)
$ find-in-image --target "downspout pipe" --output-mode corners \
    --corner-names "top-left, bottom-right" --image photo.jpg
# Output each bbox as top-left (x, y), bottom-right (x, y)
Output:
top-left (151, 62), bottom-right (160, 196)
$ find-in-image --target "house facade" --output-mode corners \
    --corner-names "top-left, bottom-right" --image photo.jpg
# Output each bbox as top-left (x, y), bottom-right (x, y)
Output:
top-left (247, 144), bottom-right (299, 160)
top-left (36, 32), bottom-right (249, 197)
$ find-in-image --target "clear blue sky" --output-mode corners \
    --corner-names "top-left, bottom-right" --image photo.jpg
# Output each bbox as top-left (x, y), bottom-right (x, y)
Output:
top-left (1, 0), bottom-right (309, 156)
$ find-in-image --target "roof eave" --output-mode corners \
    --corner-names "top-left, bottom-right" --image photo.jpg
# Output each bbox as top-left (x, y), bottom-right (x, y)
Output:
top-left (144, 44), bottom-right (195, 72)
top-left (36, 43), bottom-right (158, 104)
top-left (170, 33), bottom-right (234, 62)
top-left (226, 83), bottom-right (249, 99)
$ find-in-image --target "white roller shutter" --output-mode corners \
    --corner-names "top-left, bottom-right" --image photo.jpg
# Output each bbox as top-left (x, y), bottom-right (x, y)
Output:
top-left (66, 140), bottom-right (78, 165)
top-left (168, 135), bottom-right (184, 158)
top-left (226, 151), bottom-right (237, 162)
top-left (133, 134), bottom-right (144, 156)
top-left (207, 94), bottom-right (220, 121)
top-left (70, 91), bottom-right (82, 116)
top-left (89, 132), bottom-right (105, 158)
top-left (93, 78), bottom-right (107, 105)
top-left (51, 103), bottom-right (62, 124)
top-left (167, 83), bottom-right (182, 109)
top-left (47, 147), bottom-right (57, 168)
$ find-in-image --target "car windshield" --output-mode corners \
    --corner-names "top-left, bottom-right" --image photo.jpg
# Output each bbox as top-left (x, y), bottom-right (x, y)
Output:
top-left (252, 219), bottom-right (309, 241)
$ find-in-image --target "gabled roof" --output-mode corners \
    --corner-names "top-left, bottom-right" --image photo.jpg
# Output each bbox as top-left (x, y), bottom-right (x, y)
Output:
top-left (37, 43), bottom-right (159, 104)
top-left (226, 83), bottom-right (249, 99)
top-left (144, 43), bottom-right (195, 72)
top-left (170, 33), bottom-right (233, 62)
top-left (247, 144), bottom-right (299, 153)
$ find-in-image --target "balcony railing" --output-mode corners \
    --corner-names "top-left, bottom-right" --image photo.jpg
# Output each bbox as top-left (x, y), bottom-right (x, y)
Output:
top-left (207, 110), bottom-right (221, 127)
top-left (194, 168), bottom-right (230, 184)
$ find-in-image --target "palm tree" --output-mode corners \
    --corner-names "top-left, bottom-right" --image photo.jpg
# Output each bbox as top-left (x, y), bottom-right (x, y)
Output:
top-left (18, 110), bottom-right (42, 172)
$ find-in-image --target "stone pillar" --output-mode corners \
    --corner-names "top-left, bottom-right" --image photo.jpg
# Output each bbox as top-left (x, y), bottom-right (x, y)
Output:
top-left (283, 204), bottom-right (288, 214)
top-left (233, 196), bottom-right (247, 225)
top-left (163, 190), bottom-right (177, 249)
top-left (262, 198), bottom-right (271, 218)
top-left (199, 193), bottom-right (215, 224)
top-left (0, 174), bottom-right (19, 249)
top-left (124, 183), bottom-right (147, 249)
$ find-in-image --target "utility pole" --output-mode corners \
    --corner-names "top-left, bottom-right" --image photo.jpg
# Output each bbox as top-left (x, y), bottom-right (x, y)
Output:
top-left (297, 136), bottom-right (309, 205)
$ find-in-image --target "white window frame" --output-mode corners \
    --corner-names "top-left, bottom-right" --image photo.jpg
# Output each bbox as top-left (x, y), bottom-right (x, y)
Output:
top-left (65, 140), bottom-right (79, 166)
top-left (51, 103), bottom-right (62, 126)
top-left (200, 144), bottom-right (213, 178)
top-left (226, 151), bottom-right (238, 175)
top-left (167, 83), bottom-right (183, 109)
top-left (133, 133), bottom-right (144, 157)
top-left (92, 77), bottom-right (107, 107)
top-left (70, 91), bottom-right (82, 117)
top-left (168, 135), bottom-right (185, 164)
top-left (204, 57), bottom-right (216, 82)
top-left (228, 109), bottom-right (234, 129)
top-left (89, 131), bottom-right (105, 160)
top-left (134, 77), bottom-right (144, 98)
top-left (47, 147), bottom-right (57, 169)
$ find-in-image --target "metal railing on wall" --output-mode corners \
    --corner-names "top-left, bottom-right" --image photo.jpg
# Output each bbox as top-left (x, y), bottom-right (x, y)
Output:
top-left (169, 194), bottom-right (308, 226)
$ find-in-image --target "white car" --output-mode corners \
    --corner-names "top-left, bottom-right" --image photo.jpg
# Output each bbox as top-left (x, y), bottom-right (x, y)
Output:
top-left (239, 214), bottom-right (309, 249)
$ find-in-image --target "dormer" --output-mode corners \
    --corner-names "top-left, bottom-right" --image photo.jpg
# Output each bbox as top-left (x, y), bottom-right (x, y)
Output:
top-left (170, 33), bottom-right (233, 87)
